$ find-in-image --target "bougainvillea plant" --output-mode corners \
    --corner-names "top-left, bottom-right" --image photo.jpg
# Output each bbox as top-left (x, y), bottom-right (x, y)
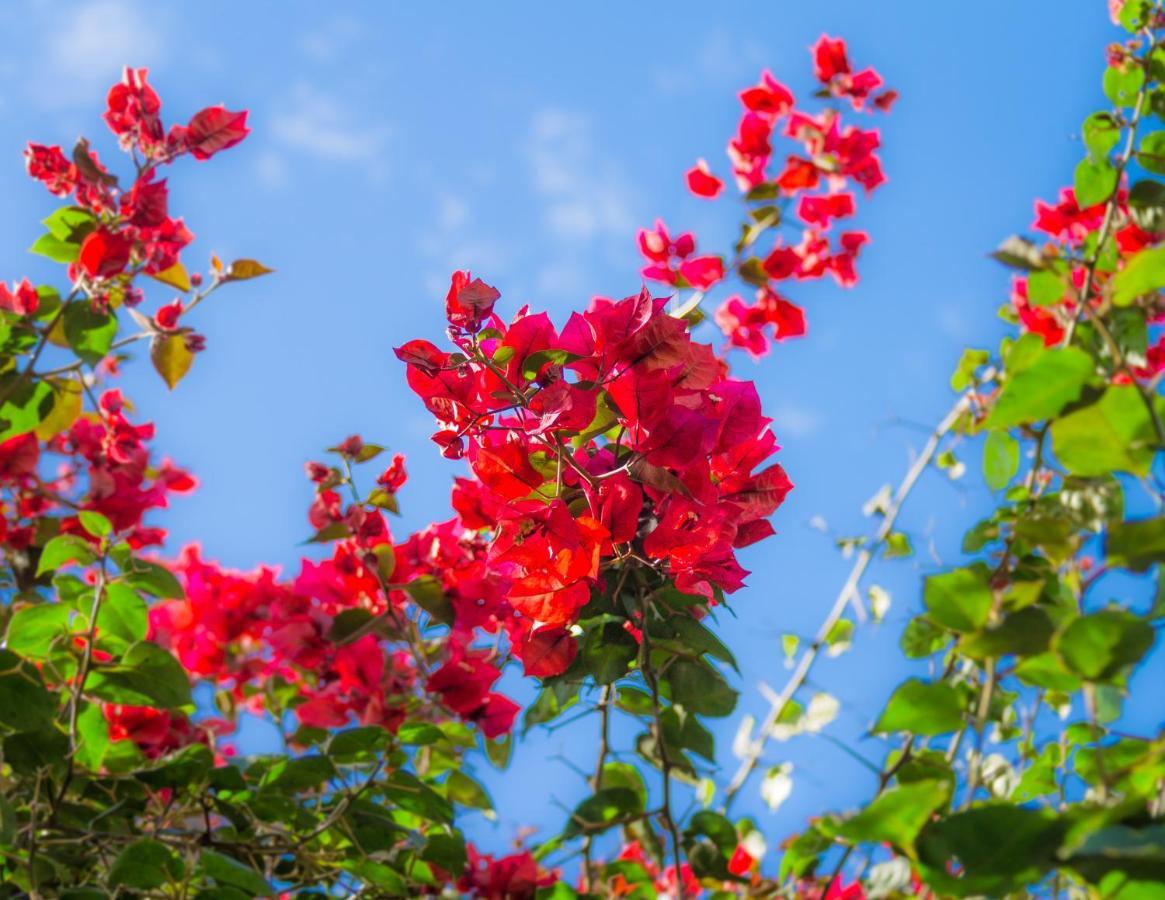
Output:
top-left (0, 7), bottom-right (1161, 898)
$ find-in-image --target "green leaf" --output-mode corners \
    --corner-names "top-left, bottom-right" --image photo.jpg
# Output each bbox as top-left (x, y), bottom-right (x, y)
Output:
top-left (1113, 244), bottom-right (1165, 307)
top-left (1074, 157), bottom-right (1118, 207)
top-left (1129, 179), bottom-right (1165, 232)
top-left (669, 616), bottom-right (738, 672)
top-left (404, 575), bottom-right (454, 626)
top-left (262, 754), bottom-right (336, 791)
top-left (0, 378), bottom-right (55, 443)
top-left (110, 839), bottom-right (184, 890)
top-left (384, 770), bottom-right (453, 823)
top-left (1104, 64), bottom-right (1146, 108)
top-left (1138, 131), bottom-right (1165, 174)
top-left (563, 787), bottom-right (642, 839)
top-left (77, 510), bottom-right (112, 538)
top-left (683, 809), bottom-right (739, 879)
top-left (97, 583), bottom-right (149, 644)
top-left (667, 659), bottom-right (738, 718)
top-left (36, 533), bottom-right (96, 575)
top-left (1027, 269), bottom-right (1067, 308)
top-left (1015, 652), bottom-right (1082, 692)
top-left (1083, 112), bottom-right (1121, 159)
top-left (951, 348), bottom-right (990, 391)
top-left (122, 559), bottom-right (184, 599)
top-left (0, 649), bottom-right (57, 732)
top-left (422, 833), bottom-right (468, 876)
top-left (6, 603), bottom-right (73, 658)
top-left (986, 347), bottom-right (1093, 428)
top-left (28, 232), bottom-right (80, 263)
top-left (874, 679), bottom-right (964, 736)
top-left (1056, 609), bottom-right (1155, 681)
top-left (983, 432), bottom-right (1019, 490)
top-left (579, 622), bottom-right (637, 685)
top-left (446, 770), bottom-right (493, 811)
top-left (200, 850), bottom-right (272, 896)
top-left (959, 607), bottom-right (1055, 661)
top-left (924, 564), bottom-right (993, 633)
top-left (74, 701), bottom-right (110, 771)
top-left (329, 607), bottom-right (374, 643)
top-left (87, 641), bottom-right (192, 709)
top-left (521, 348), bottom-right (582, 382)
top-left (916, 805), bottom-right (1064, 896)
top-left (1108, 517), bottom-right (1165, 571)
top-left (900, 617), bottom-right (949, 659)
top-left (1051, 386), bottom-right (1159, 476)
top-left (42, 206), bottom-right (96, 243)
top-left (63, 303), bottom-right (117, 365)
top-left (835, 780), bottom-right (952, 854)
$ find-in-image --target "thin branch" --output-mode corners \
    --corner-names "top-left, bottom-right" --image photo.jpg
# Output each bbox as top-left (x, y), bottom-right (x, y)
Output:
top-left (722, 393), bottom-right (969, 811)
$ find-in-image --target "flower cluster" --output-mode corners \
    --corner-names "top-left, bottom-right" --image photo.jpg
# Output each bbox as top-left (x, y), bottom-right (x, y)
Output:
top-left (150, 447), bottom-right (522, 740)
top-left (395, 273), bottom-right (791, 675)
top-left (0, 390), bottom-right (193, 574)
top-left (638, 37), bottom-right (893, 358)
top-left (1010, 185), bottom-right (1165, 380)
top-left (25, 66), bottom-right (247, 299)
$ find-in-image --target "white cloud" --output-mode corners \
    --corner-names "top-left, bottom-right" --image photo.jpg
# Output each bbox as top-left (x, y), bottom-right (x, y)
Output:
top-left (271, 84), bottom-right (390, 179)
top-left (299, 17), bottom-right (363, 63)
top-left (253, 151), bottom-right (290, 191)
top-left (652, 27), bottom-right (766, 96)
top-left (772, 404), bottom-right (823, 439)
top-left (44, 0), bottom-right (162, 99)
top-left (525, 108), bottom-right (636, 242)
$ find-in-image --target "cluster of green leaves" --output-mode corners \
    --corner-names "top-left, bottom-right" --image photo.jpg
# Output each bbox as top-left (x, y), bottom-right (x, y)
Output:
top-left (776, 8), bottom-right (1165, 896)
top-left (520, 567), bottom-right (754, 895)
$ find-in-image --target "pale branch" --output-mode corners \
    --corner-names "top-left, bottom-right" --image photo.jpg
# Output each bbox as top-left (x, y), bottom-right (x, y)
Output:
top-left (722, 393), bottom-right (970, 810)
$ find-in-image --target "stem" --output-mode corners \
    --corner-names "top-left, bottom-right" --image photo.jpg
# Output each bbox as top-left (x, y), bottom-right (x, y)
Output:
top-left (581, 685), bottom-right (612, 892)
top-left (722, 394), bottom-right (969, 810)
top-left (53, 552), bottom-right (109, 814)
top-left (638, 599), bottom-right (686, 900)
top-left (1061, 25), bottom-right (1155, 349)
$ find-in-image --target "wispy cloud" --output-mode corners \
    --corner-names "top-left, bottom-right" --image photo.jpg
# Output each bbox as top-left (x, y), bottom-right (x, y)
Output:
top-left (270, 84), bottom-right (390, 181)
top-left (772, 404), bottom-right (824, 439)
top-left (299, 17), bottom-right (364, 64)
top-left (13, 0), bottom-right (164, 107)
top-left (652, 28), bottom-right (767, 96)
top-left (525, 108), bottom-right (636, 242)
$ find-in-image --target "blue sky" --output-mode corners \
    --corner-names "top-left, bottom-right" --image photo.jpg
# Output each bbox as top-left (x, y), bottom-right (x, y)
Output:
top-left (1, 0), bottom-right (1158, 866)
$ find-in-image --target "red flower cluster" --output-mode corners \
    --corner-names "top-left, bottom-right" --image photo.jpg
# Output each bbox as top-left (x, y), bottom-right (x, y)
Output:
top-left (1012, 185), bottom-right (1165, 379)
top-left (637, 37), bottom-right (892, 358)
top-left (0, 390), bottom-right (193, 558)
top-left (104, 704), bottom-right (219, 760)
top-left (395, 273), bottom-right (791, 674)
top-left (149, 448), bottom-right (525, 741)
top-left (25, 67), bottom-right (248, 290)
top-left (457, 845), bottom-right (557, 899)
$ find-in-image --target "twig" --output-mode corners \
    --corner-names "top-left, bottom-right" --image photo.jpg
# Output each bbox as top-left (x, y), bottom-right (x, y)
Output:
top-left (722, 393), bottom-right (969, 810)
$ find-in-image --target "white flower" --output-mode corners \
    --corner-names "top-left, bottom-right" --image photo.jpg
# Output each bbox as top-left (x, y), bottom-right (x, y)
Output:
top-left (761, 763), bottom-right (794, 811)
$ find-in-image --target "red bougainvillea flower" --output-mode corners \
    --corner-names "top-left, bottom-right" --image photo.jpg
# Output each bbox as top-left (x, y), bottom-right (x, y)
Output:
top-left (445, 270), bottom-right (501, 334)
top-left (637, 220), bottom-right (724, 288)
top-left (78, 228), bottom-right (133, 279)
top-left (811, 35), bottom-right (889, 111)
top-left (180, 106), bottom-right (251, 161)
top-left (0, 279), bottom-right (39, 316)
top-left (715, 291), bottom-right (807, 358)
top-left (685, 158), bottom-right (724, 198)
top-left (740, 70), bottom-right (795, 118)
top-left (104, 67), bottom-right (164, 155)
top-left (458, 846), bottom-right (557, 899)
top-left (797, 192), bottom-right (856, 228)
